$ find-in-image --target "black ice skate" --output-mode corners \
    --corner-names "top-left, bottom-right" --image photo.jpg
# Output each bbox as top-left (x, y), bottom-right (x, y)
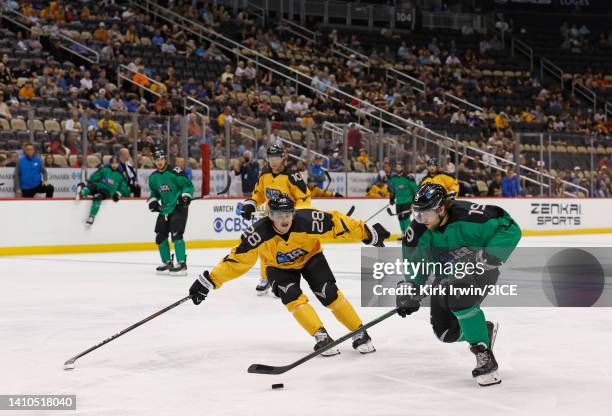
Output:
top-left (169, 261), bottom-right (188, 276)
top-left (486, 321), bottom-right (499, 349)
top-left (156, 256), bottom-right (174, 275)
top-left (314, 328), bottom-right (340, 357)
top-left (352, 328), bottom-right (376, 354)
top-left (255, 278), bottom-right (271, 296)
top-left (85, 216), bottom-right (95, 226)
top-left (470, 342), bottom-right (501, 386)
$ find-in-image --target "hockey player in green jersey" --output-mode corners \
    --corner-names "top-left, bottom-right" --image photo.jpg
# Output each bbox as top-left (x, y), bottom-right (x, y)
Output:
top-left (388, 162), bottom-right (418, 234)
top-left (76, 156), bottom-right (130, 226)
top-left (147, 149), bottom-right (194, 276)
top-left (396, 183), bottom-right (521, 386)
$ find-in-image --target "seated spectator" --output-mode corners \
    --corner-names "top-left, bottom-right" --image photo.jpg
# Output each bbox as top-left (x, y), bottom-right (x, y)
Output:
top-left (18, 80), bottom-right (35, 100)
top-left (44, 154), bottom-right (58, 168)
top-left (501, 165), bottom-right (521, 197)
top-left (0, 94), bottom-right (12, 119)
top-left (487, 171), bottom-right (503, 196)
top-left (14, 142), bottom-right (54, 198)
top-left (97, 111), bottom-right (119, 143)
top-left (118, 147), bottom-right (141, 197)
top-left (94, 22), bottom-right (110, 42)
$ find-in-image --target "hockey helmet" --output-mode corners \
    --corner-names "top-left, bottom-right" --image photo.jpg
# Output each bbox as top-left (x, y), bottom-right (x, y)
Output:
top-left (266, 144), bottom-right (284, 158)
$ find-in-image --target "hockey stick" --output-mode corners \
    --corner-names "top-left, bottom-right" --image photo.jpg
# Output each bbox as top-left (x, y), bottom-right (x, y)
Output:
top-left (248, 308), bottom-right (399, 375)
top-left (364, 203), bottom-right (391, 223)
top-left (386, 207), bottom-right (412, 217)
top-left (63, 296), bottom-right (191, 370)
top-left (322, 170), bottom-right (333, 194)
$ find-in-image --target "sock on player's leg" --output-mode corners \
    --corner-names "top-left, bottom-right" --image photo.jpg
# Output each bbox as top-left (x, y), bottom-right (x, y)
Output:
top-left (174, 240), bottom-right (186, 262)
top-left (327, 291), bottom-right (362, 332)
top-left (158, 240), bottom-right (171, 263)
top-left (286, 294), bottom-right (325, 336)
top-left (452, 304), bottom-right (490, 347)
top-left (89, 199), bottom-right (101, 217)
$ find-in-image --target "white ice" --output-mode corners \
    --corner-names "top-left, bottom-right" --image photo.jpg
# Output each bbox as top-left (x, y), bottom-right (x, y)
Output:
top-left (1, 235), bottom-right (612, 416)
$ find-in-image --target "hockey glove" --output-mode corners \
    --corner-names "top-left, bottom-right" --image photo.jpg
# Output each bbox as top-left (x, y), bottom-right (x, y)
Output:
top-left (334, 192), bottom-right (344, 197)
top-left (389, 194), bottom-right (395, 206)
top-left (180, 194), bottom-right (191, 207)
top-left (396, 281), bottom-right (421, 317)
top-left (240, 202), bottom-right (256, 220)
top-left (189, 271), bottom-right (215, 305)
top-left (476, 250), bottom-right (501, 271)
top-left (112, 192), bottom-right (121, 202)
top-left (148, 199), bottom-right (161, 212)
top-left (364, 223), bottom-right (391, 247)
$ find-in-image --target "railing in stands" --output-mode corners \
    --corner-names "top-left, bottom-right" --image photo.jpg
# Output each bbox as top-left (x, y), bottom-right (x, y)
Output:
top-left (278, 18), bottom-right (318, 44)
top-left (572, 80), bottom-right (597, 114)
top-left (0, 8), bottom-right (100, 64)
top-left (443, 93), bottom-right (484, 113)
top-left (511, 37), bottom-right (534, 72)
top-left (384, 67), bottom-right (425, 95)
top-left (540, 57), bottom-right (564, 89)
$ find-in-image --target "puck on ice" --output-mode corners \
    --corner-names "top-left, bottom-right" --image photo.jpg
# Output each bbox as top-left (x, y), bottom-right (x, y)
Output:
top-left (271, 383), bottom-right (284, 389)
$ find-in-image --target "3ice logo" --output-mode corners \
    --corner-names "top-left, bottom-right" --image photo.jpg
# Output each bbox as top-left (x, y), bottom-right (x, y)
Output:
top-left (276, 248), bottom-right (308, 264)
top-left (159, 184), bottom-right (171, 192)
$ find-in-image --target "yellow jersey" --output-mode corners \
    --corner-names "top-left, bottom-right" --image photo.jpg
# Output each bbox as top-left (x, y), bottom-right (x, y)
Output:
top-left (248, 166), bottom-right (311, 209)
top-left (420, 173), bottom-right (459, 195)
top-left (310, 186), bottom-right (333, 198)
top-left (209, 208), bottom-right (370, 288)
top-left (366, 184), bottom-right (390, 198)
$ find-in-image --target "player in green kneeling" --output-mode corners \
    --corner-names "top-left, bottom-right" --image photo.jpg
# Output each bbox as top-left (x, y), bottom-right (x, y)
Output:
top-left (147, 149), bottom-right (194, 276)
top-left (76, 156), bottom-right (130, 226)
top-left (388, 162), bottom-right (418, 234)
top-left (396, 183), bottom-right (521, 386)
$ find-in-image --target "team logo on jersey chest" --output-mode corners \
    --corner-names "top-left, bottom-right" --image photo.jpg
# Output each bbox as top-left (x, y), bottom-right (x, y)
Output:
top-left (104, 178), bottom-right (115, 185)
top-left (159, 184), bottom-right (171, 192)
top-left (276, 248), bottom-right (308, 264)
top-left (265, 188), bottom-right (283, 200)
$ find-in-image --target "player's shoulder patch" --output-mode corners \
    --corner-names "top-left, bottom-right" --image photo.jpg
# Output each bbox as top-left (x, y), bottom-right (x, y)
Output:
top-left (403, 221), bottom-right (428, 247)
top-left (235, 218), bottom-right (275, 254)
top-left (448, 200), bottom-right (504, 224)
top-left (291, 208), bottom-right (333, 234)
top-left (169, 166), bottom-right (186, 177)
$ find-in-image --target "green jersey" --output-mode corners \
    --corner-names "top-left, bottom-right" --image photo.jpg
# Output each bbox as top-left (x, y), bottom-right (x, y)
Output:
top-left (388, 174), bottom-right (418, 204)
top-left (89, 166), bottom-right (130, 197)
top-left (148, 166), bottom-right (194, 215)
top-left (402, 200), bottom-right (522, 285)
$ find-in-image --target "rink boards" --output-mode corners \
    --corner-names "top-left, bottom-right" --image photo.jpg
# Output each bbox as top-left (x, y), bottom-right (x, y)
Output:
top-left (0, 197), bottom-right (611, 255)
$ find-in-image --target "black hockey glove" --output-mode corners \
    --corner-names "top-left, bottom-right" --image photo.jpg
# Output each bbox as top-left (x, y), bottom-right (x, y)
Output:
top-left (148, 199), bottom-right (161, 212)
top-left (112, 192), bottom-right (121, 202)
top-left (334, 192), bottom-right (343, 197)
top-left (389, 193), bottom-right (395, 206)
top-left (189, 271), bottom-right (215, 305)
top-left (364, 223), bottom-right (391, 247)
top-left (180, 194), bottom-right (191, 207)
top-left (396, 281), bottom-right (421, 317)
top-left (240, 202), bottom-right (255, 220)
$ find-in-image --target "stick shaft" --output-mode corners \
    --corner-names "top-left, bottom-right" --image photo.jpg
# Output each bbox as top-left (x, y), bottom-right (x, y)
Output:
top-left (64, 296), bottom-right (191, 366)
top-left (365, 203), bottom-right (391, 223)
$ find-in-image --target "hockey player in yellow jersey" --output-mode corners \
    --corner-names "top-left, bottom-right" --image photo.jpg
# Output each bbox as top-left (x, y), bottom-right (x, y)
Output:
top-left (307, 177), bottom-right (343, 197)
top-left (419, 158), bottom-right (460, 197)
top-left (239, 144), bottom-right (312, 295)
top-left (190, 195), bottom-right (391, 355)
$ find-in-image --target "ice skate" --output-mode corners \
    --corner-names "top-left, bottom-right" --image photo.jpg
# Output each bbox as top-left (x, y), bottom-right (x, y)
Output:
top-left (85, 216), bottom-right (95, 226)
top-left (156, 257), bottom-right (174, 275)
top-left (169, 261), bottom-right (188, 276)
top-left (255, 278), bottom-right (271, 295)
top-left (352, 328), bottom-right (376, 354)
top-left (314, 328), bottom-right (340, 357)
top-left (470, 342), bottom-right (501, 386)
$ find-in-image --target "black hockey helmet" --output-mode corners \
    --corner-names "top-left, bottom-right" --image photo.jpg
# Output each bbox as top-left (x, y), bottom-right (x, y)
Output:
top-left (412, 183), bottom-right (449, 213)
top-left (427, 158), bottom-right (437, 166)
top-left (268, 194), bottom-right (295, 218)
top-left (153, 148), bottom-right (166, 160)
top-left (266, 144), bottom-right (284, 158)
top-left (109, 155), bottom-right (120, 167)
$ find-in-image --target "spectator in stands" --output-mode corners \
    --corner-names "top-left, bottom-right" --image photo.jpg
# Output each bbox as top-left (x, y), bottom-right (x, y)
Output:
top-left (550, 175), bottom-right (566, 197)
top-left (44, 154), bottom-right (59, 168)
top-left (80, 71), bottom-right (93, 92)
top-left (487, 171), bottom-right (503, 196)
top-left (309, 156), bottom-right (327, 188)
top-left (18, 80), bottom-right (35, 100)
top-left (14, 143), bottom-right (54, 198)
top-left (175, 157), bottom-right (193, 180)
top-left (346, 123), bottom-right (362, 156)
top-left (118, 148), bottom-right (140, 197)
top-left (6, 151), bottom-right (18, 167)
top-left (0, 94), bottom-right (11, 119)
top-left (94, 22), bottom-right (110, 42)
top-left (501, 165), bottom-right (521, 197)
top-left (366, 174), bottom-right (390, 198)
top-left (64, 110), bottom-right (82, 134)
top-left (240, 150), bottom-right (259, 197)
top-left (0, 62), bottom-right (14, 86)
top-left (328, 151), bottom-right (344, 172)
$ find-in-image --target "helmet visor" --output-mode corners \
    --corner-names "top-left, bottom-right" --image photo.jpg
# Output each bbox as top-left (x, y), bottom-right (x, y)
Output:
top-left (412, 207), bottom-right (439, 224)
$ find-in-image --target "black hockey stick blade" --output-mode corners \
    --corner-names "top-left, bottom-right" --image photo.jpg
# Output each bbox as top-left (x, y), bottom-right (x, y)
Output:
top-left (386, 207), bottom-right (396, 216)
top-left (346, 205), bottom-right (355, 217)
top-left (63, 295), bottom-right (191, 370)
top-left (248, 308), bottom-right (399, 375)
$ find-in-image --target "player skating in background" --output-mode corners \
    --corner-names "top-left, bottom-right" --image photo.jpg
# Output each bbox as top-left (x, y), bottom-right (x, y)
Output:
top-left (307, 177), bottom-right (343, 197)
top-left (190, 196), bottom-right (391, 355)
top-left (419, 158), bottom-right (459, 197)
top-left (396, 183), bottom-right (521, 386)
top-left (147, 149), bottom-right (194, 276)
top-left (76, 156), bottom-right (130, 226)
top-left (388, 162), bottom-right (418, 234)
top-left (239, 145), bottom-right (312, 295)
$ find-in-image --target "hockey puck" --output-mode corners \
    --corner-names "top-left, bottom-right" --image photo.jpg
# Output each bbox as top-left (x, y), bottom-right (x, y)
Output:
top-left (271, 383), bottom-right (284, 389)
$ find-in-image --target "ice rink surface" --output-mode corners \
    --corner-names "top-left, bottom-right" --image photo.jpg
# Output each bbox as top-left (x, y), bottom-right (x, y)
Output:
top-left (2, 235), bottom-right (612, 416)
